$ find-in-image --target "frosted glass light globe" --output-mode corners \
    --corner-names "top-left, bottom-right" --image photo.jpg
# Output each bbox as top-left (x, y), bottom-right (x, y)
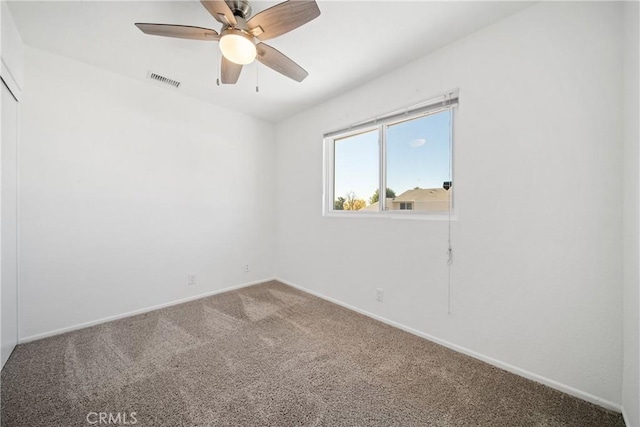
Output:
top-left (219, 29), bottom-right (256, 65)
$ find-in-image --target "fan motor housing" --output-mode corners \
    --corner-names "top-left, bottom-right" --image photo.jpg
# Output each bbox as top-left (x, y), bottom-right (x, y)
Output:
top-left (225, 0), bottom-right (252, 19)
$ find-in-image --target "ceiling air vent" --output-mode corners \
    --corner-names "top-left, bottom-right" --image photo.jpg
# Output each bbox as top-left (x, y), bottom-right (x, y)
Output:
top-left (147, 71), bottom-right (181, 88)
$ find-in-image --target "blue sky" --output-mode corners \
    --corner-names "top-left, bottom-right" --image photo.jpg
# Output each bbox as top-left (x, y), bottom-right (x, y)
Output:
top-left (334, 110), bottom-right (451, 203)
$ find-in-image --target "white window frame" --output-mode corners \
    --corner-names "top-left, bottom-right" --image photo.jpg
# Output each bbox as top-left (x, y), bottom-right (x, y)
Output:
top-left (323, 90), bottom-right (458, 220)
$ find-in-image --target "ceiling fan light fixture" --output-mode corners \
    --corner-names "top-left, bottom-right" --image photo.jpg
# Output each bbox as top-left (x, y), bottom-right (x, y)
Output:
top-left (136, 0), bottom-right (321, 83)
top-left (219, 29), bottom-right (256, 65)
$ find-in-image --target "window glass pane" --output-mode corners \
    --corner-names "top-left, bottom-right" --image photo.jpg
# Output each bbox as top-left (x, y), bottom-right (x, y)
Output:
top-left (333, 130), bottom-right (379, 212)
top-left (386, 110), bottom-right (451, 212)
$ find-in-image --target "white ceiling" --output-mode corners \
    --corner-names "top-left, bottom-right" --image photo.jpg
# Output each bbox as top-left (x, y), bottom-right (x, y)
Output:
top-left (7, 1), bottom-right (534, 122)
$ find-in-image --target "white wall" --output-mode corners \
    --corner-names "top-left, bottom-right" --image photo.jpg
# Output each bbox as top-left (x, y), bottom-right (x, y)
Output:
top-left (1, 1), bottom-right (24, 99)
top-left (622, 1), bottom-right (640, 425)
top-left (1, 0), bottom-right (3, 375)
top-left (275, 1), bottom-right (624, 408)
top-left (1, 81), bottom-right (19, 367)
top-left (18, 46), bottom-right (276, 341)
top-left (1, 1), bottom-right (23, 368)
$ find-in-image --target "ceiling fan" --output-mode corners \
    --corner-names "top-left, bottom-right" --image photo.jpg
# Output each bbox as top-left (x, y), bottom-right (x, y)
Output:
top-left (135, 0), bottom-right (320, 85)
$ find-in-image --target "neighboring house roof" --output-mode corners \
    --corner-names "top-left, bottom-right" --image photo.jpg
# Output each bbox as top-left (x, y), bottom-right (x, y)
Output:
top-left (362, 201), bottom-right (379, 211)
top-left (359, 189), bottom-right (450, 211)
top-left (393, 188), bottom-right (450, 202)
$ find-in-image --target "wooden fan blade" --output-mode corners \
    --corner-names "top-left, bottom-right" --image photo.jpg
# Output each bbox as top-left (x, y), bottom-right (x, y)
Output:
top-left (248, 0), bottom-right (320, 41)
top-left (256, 43), bottom-right (308, 82)
top-left (200, 1), bottom-right (237, 27)
top-left (135, 23), bottom-right (219, 41)
top-left (221, 57), bottom-right (243, 84)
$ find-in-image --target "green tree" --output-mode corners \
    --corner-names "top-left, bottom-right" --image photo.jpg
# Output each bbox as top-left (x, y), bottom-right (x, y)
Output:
top-left (369, 188), bottom-right (397, 204)
top-left (334, 197), bottom-right (345, 210)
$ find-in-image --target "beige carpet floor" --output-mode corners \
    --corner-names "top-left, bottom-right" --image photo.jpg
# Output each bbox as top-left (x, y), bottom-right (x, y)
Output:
top-left (1, 281), bottom-right (625, 426)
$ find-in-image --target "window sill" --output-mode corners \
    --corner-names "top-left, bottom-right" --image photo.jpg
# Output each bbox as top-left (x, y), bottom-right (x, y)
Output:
top-left (323, 211), bottom-right (458, 221)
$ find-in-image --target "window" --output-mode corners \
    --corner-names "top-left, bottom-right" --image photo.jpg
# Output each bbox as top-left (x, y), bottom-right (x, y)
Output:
top-left (324, 91), bottom-right (457, 217)
top-left (333, 130), bottom-right (378, 211)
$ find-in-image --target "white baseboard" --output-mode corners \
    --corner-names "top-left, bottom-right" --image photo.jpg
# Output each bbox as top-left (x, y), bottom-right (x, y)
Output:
top-left (19, 277), bottom-right (275, 344)
top-left (276, 277), bottom-right (623, 414)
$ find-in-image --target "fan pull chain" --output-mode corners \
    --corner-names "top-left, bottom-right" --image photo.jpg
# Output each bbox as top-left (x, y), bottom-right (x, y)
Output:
top-left (216, 48), bottom-right (220, 86)
top-left (256, 63), bottom-right (260, 93)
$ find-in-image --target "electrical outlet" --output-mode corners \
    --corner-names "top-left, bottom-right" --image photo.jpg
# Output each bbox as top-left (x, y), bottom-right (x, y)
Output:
top-left (376, 288), bottom-right (384, 302)
top-left (187, 274), bottom-right (197, 286)
top-left (243, 264), bottom-right (250, 273)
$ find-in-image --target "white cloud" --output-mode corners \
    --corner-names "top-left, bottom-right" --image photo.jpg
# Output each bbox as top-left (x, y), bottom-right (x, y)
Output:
top-left (409, 138), bottom-right (426, 148)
